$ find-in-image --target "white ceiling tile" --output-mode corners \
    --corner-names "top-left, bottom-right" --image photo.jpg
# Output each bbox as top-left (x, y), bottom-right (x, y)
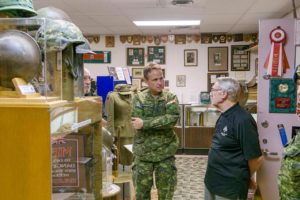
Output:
top-left (203, 0), bottom-right (255, 14)
top-left (201, 14), bottom-right (241, 25)
top-left (89, 15), bottom-right (133, 26)
top-left (199, 24), bottom-right (232, 33)
top-left (229, 24), bottom-right (258, 33)
top-left (238, 12), bottom-right (282, 24)
top-left (249, 0), bottom-right (296, 13)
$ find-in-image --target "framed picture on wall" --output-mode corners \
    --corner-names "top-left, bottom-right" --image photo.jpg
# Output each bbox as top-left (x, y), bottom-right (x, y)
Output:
top-left (132, 78), bottom-right (141, 91)
top-left (127, 48), bottom-right (145, 66)
top-left (231, 45), bottom-right (250, 71)
top-left (176, 75), bottom-right (186, 87)
top-left (132, 68), bottom-right (144, 79)
top-left (184, 49), bottom-right (198, 66)
top-left (148, 46), bottom-right (166, 64)
top-left (207, 72), bottom-right (229, 91)
top-left (208, 47), bottom-right (228, 71)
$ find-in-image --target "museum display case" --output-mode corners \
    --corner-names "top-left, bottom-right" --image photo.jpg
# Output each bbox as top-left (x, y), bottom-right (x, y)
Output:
top-left (184, 104), bottom-right (220, 149)
top-left (0, 18), bottom-right (85, 102)
top-left (0, 18), bottom-right (102, 200)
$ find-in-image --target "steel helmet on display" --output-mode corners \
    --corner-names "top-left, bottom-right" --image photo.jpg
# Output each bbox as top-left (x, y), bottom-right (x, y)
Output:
top-left (0, 30), bottom-right (41, 88)
top-left (0, 0), bottom-right (37, 17)
top-left (35, 19), bottom-right (85, 52)
top-left (36, 6), bottom-right (72, 22)
top-left (76, 38), bottom-right (95, 54)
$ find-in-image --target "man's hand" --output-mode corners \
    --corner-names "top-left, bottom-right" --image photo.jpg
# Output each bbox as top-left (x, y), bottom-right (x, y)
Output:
top-left (131, 117), bottom-right (144, 130)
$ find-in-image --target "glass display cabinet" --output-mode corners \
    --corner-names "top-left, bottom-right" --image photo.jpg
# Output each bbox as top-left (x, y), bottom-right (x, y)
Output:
top-left (0, 18), bottom-right (102, 200)
top-left (184, 104), bottom-right (220, 149)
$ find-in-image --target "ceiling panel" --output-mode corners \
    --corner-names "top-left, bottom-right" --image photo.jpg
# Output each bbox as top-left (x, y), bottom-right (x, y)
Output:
top-left (32, 0), bottom-right (297, 35)
top-left (201, 14), bottom-right (241, 25)
top-left (229, 24), bottom-right (258, 33)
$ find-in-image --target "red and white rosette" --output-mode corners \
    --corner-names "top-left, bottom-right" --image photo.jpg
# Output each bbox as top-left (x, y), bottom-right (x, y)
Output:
top-left (264, 26), bottom-right (290, 77)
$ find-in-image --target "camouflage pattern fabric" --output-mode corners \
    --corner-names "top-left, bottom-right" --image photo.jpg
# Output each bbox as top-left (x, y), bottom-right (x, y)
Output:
top-left (278, 132), bottom-right (300, 200)
top-left (131, 88), bottom-right (180, 200)
top-left (35, 19), bottom-right (85, 52)
top-left (132, 157), bottom-right (177, 200)
top-left (0, 0), bottom-right (37, 17)
top-left (131, 88), bottom-right (180, 162)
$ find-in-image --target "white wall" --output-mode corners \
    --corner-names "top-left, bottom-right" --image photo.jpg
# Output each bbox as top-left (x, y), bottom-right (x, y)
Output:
top-left (85, 35), bottom-right (256, 104)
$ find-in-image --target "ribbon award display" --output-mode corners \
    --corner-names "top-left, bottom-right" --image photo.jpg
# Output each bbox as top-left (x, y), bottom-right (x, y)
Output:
top-left (264, 26), bottom-right (290, 77)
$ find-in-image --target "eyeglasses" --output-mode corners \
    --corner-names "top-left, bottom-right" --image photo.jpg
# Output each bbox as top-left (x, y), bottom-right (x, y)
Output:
top-left (210, 88), bottom-right (222, 92)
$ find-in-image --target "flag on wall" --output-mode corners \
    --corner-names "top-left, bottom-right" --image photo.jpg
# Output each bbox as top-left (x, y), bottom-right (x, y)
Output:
top-left (83, 51), bottom-right (111, 63)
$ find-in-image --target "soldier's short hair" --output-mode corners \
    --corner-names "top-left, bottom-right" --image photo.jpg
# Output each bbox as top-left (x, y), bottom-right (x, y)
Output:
top-left (143, 62), bottom-right (162, 80)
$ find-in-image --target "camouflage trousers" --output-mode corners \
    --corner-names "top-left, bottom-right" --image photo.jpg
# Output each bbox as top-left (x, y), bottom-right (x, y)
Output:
top-left (132, 156), bottom-right (177, 200)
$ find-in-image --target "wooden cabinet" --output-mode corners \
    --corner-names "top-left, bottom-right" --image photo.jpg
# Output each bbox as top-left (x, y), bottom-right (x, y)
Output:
top-left (184, 126), bottom-right (214, 149)
top-left (0, 97), bottom-right (102, 200)
top-left (183, 104), bottom-right (219, 149)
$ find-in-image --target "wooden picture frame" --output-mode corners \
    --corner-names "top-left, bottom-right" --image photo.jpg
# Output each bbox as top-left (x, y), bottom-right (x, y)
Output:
top-left (147, 46), bottom-right (166, 64)
top-left (127, 48), bottom-right (144, 66)
top-left (132, 68), bottom-right (144, 79)
top-left (184, 49), bottom-right (198, 66)
top-left (132, 78), bottom-right (141, 91)
top-left (176, 75), bottom-right (186, 87)
top-left (231, 45), bottom-right (250, 71)
top-left (207, 72), bottom-right (229, 91)
top-left (208, 47), bottom-right (228, 71)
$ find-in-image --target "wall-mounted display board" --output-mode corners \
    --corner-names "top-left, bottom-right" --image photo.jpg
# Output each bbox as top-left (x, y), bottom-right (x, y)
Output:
top-left (147, 46), bottom-right (165, 64)
top-left (127, 48), bottom-right (144, 66)
top-left (231, 45), bottom-right (250, 71)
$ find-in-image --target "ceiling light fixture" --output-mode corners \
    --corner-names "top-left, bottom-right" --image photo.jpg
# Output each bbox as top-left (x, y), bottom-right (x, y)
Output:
top-left (171, 0), bottom-right (194, 5)
top-left (133, 20), bottom-right (200, 26)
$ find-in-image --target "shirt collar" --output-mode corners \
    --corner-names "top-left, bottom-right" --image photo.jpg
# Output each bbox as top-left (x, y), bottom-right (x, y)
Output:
top-left (221, 102), bottom-right (240, 117)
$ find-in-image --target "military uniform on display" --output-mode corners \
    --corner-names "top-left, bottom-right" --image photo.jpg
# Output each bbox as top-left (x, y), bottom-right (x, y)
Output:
top-left (131, 88), bottom-right (180, 200)
top-left (278, 131), bottom-right (300, 200)
top-left (105, 84), bottom-right (135, 166)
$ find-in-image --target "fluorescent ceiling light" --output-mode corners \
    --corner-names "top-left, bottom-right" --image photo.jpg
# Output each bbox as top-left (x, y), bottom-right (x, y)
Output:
top-left (133, 20), bottom-right (200, 26)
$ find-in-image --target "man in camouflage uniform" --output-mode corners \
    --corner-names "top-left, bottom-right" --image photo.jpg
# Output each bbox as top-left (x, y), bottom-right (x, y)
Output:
top-left (278, 127), bottom-right (300, 199)
top-left (131, 63), bottom-right (180, 200)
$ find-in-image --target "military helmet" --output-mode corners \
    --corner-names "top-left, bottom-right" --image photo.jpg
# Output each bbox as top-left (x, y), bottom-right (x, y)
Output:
top-left (0, 0), bottom-right (37, 17)
top-left (76, 37), bottom-right (95, 54)
top-left (0, 30), bottom-right (41, 88)
top-left (36, 6), bottom-right (72, 22)
top-left (35, 19), bottom-right (85, 52)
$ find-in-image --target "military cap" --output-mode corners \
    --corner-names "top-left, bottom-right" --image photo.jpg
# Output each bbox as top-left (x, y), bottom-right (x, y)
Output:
top-left (35, 19), bottom-right (85, 52)
top-left (36, 6), bottom-right (72, 22)
top-left (114, 84), bottom-right (132, 95)
top-left (76, 37), bottom-right (95, 54)
top-left (0, 0), bottom-right (37, 17)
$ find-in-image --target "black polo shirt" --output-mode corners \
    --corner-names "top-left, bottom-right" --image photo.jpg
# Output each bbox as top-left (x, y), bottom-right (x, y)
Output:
top-left (205, 103), bottom-right (262, 199)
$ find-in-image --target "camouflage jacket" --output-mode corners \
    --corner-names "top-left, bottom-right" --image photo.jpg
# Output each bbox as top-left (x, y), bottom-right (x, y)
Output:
top-left (278, 132), bottom-right (300, 200)
top-left (131, 89), bottom-right (180, 162)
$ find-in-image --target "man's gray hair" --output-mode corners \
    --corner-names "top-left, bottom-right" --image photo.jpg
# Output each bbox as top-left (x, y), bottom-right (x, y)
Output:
top-left (217, 77), bottom-right (241, 102)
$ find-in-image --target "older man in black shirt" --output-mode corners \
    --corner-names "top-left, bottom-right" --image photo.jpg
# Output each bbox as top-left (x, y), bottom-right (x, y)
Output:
top-left (205, 77), bottom-right (263, 200)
